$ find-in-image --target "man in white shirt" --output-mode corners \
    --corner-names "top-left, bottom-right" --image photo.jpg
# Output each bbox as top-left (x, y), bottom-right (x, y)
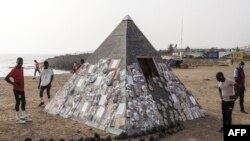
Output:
top-left (216, 72), bottom-right (240, 133)
top-left (38, 61), bottom-right (54, 106)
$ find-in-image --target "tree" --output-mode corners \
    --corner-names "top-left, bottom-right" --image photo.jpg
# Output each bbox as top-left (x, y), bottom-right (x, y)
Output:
top-left (174, 44), bottom-right (178, 50)
top-left (209, 47), bottom-right (218, 52)
top-left (236, 46), bottom-right (240, 51)
top-left (218, 48), bottom-right (226, 52)
top-left (185, 46), bottom-right (191, 51)
top-left (168, 44), bottom-right (174, 53)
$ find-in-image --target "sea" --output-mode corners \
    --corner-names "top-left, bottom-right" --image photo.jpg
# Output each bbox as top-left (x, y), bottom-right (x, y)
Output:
top-left (0, 54), bottom-right (70, 77)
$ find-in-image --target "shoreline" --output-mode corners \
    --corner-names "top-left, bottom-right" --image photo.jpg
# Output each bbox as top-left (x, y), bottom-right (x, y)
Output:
top-left (0, 73), bottom-right (71, 78)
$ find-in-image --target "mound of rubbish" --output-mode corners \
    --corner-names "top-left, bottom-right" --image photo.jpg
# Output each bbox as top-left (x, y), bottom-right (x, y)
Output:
top-left (182, 59), bottom-right (231, 68)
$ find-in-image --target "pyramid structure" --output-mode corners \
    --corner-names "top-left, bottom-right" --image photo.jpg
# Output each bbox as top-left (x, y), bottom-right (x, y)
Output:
top-left (45, 15), bottom-right (206, 135)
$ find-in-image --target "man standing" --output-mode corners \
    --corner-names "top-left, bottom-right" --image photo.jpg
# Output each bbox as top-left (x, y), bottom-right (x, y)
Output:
top-left (72, 61), bottom-right (78, 74)
top-left (234, 61), bottom-right (247, 113)
top-left (33, 60), bottom-right (40, 79)
top-left (38, 61), bottom-right (54, 106)
top-left (76, 59), bottom-right (85, 71)
top-left (216, 72), bottom-right (238, 132)
top-left (5, 57), bottom-right (32, 124)
top-left (80, 59), bottom-right (85, 65)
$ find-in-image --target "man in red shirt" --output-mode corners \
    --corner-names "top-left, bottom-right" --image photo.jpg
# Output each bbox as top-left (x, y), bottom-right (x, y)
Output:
top-left (33, 60), bottom-right (40, 79)
top-left (5, 57), bottom-right (32, 124)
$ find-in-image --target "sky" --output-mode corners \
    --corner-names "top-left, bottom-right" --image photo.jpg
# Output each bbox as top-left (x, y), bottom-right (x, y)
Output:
top-left (0, 0), bottom-right (250, 54)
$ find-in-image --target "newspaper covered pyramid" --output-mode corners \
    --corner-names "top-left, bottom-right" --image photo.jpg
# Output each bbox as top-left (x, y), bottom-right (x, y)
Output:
top-left (45, 15), bottom-right (206, 135)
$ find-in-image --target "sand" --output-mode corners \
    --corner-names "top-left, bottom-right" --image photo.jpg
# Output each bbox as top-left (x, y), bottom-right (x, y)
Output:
top-left (0, 61), bottom-right (249, 141)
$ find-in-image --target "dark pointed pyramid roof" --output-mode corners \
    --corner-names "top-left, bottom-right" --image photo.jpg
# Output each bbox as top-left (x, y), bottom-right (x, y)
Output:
top-left (87, 15), bottom-right (161, 68)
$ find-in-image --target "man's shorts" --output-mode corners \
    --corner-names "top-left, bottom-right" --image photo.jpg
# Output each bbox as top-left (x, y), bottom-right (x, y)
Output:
top-left (41, 84), bottom-right (51, 90)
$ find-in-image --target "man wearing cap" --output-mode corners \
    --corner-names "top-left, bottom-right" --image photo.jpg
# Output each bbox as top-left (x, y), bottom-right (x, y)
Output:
top-left (234, 61), bottom-right (247, 113)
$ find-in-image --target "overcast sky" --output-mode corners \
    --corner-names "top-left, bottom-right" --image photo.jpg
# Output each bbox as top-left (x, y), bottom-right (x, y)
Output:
top-left (0, 0), bottom-right (250, 54)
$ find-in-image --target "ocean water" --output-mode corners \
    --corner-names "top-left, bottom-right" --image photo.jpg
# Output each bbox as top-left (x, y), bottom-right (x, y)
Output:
top-left (0, 54), bottom-right (69, 77)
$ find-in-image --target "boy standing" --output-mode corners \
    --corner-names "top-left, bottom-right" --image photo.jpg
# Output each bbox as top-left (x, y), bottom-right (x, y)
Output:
top-left (38, 61), bottom-right (54, 106)
top-left (33, 60), bottom-right (40, 79)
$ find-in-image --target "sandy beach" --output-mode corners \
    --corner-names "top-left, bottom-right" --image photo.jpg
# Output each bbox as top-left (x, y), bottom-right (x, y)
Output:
top-left (0, 61), bottom-right (249, 141)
